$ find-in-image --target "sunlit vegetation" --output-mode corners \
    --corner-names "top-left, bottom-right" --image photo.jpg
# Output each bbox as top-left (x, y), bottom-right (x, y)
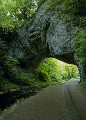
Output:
top-left (0, 0), bottom-right (37, 31)
top-left (0, 0), bottom-right (46, 33)
top-left (39, 58), bottom-right (79, 83)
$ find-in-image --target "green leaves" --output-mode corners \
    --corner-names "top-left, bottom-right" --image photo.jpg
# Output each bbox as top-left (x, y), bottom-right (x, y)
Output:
top-left (0, 39), bottom-right (7, 57)
top-left (44, 0), bottom-right (59, 13)
top-left (72, 29), bottom-right (86, 66)
top-left (62, 0), bottom-right (86, 67)
top-left (0, 0), bottom-right (37, 32)
top-left (39, 58), bottom-right (79, 82)
top-left (64, 64), bottom-right (79, 79)
top-left (63, 0), bottom-right (86, 16)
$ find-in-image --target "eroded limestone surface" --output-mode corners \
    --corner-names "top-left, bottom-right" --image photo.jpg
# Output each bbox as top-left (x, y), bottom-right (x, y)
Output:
top-left (4, 1), bottom-right (86, 81)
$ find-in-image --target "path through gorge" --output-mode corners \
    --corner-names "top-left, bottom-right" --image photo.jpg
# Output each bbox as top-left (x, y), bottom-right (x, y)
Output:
top-left (0, 78), bottom-right (86, 120)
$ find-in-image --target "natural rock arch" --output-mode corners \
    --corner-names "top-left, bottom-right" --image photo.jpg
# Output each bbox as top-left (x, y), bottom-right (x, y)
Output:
top-left (5, 1), bottom-right (86, 81)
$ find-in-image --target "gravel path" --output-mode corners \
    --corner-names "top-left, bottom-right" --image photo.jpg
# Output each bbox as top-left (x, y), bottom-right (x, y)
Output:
top-left (0, 78), bottom-right (86, 120)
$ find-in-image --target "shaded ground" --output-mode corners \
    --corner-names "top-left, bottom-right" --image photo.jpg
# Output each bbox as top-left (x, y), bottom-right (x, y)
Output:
top-left (0, 78), bottom-right (86, 120)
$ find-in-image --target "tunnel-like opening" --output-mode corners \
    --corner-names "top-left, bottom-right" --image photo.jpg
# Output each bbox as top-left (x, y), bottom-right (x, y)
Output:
top-left (38, 58), bottom-right (79, 83)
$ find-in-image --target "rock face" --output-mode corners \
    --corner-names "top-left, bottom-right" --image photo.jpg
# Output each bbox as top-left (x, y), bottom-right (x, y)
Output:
top-left (5, 1), bottom-right (85, 81)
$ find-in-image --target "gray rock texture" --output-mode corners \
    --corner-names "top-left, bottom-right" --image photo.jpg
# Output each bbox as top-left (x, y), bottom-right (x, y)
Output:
top-left (5, 1), bottom-right (86, 81)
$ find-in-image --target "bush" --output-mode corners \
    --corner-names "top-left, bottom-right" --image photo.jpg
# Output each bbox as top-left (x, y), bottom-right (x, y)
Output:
top-left (39, 71), bottom-right (50, 82)
top-left (63, 0), bottom-right (86, 16)
top-left (79, 81), bottom-right (86, 88)
top-left (72, 28), bottom-right (86, 66)
top-left (0, 77), bottom-right (19, 91)
top-left (39, 58), bottom-right (79, 82)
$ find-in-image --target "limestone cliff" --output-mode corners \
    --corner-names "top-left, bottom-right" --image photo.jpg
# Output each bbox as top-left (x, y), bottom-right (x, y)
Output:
top-left (3, 1), bottom-right (85, 81)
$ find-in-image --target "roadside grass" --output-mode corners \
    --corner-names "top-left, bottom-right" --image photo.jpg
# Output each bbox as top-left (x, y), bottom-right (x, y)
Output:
top-left (40, 82), bottom-right (64, 92)
top-left (41, 77), bottom-right (79, 92)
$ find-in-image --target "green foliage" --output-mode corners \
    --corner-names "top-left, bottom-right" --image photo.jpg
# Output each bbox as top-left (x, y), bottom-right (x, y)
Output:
top-left (0, 39), bottom-right (36, 91)
top-left (63, 0), bottom-right (86, 16)
top-left (0, 39), bottom-right (20, 91)
top-left (2, 57), bottom-right (36, 86)
top-left (0, 39), bottom-right (7, 57)
top-left (0, 78), bottom-right (19, 91)
top-left (0, 0), bottom-right (48, 33)
top-left (9, 68), bottom-right (36, 86)
top-left (37, 0), bottom-right (47, 6)
top-left (39, 58), bottom-right (62, 82)
top-left (64, 64), bottom-right (79, 79)
top-left (0, 38), bottom-right (7, 79)
top-left (1, 0), bottom-right (85, 32)
top-left (39, 58), bottom-right (79, 82)
top-left (63, 0), bottom-right (86, 70)
top-left (0, 0), bottom-right (37, 32)
top-left (72, 28), bottom-right (86, 66)
top-left (44, 0), bottom-right (58, 12)
top-left (62, 0), bottom-right (86, 27)
top-left (79, 81), bottom-right (86, 88)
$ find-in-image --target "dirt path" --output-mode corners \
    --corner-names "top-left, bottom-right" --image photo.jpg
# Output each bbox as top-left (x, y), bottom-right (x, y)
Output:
top-left (0, 78), bottom-right (86, 120)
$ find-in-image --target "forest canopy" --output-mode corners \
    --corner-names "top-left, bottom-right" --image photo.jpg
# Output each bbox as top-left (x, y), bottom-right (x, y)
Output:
top-left (0, 0), bottom-right (37, 32)
top-left (0, 0), bottom-right (86, 30)
top-left (0, 0), bottom-right (47, 33)
top-left (39, 58), bottom-right (79, 82)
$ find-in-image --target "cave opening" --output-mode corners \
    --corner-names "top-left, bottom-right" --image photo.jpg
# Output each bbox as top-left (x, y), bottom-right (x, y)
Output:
top-left (38, 57), bottom-right (79, 83)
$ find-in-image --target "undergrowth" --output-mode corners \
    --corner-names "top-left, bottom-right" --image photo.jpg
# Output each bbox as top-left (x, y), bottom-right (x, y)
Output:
top-left (79, 81), bottom-right (86, 88)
